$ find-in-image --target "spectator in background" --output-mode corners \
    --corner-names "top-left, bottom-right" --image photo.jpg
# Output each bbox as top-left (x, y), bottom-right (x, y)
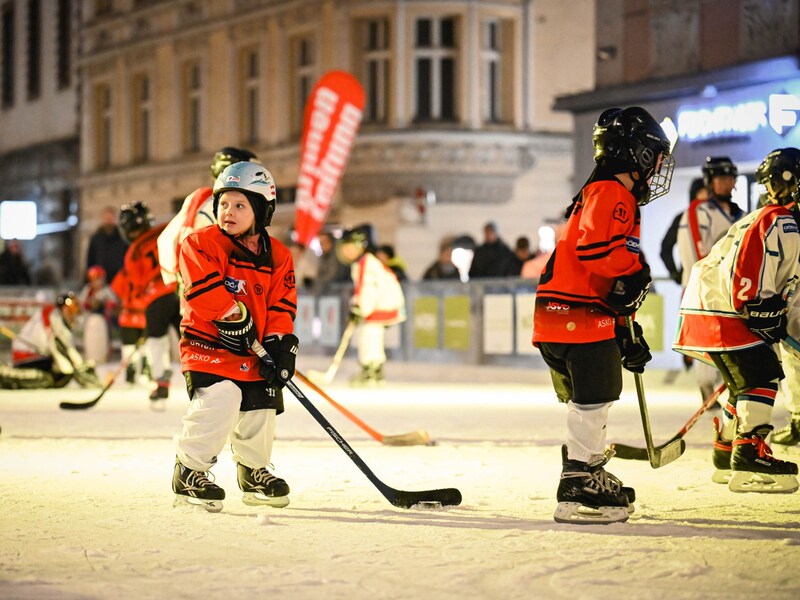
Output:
top-left (659, 178), bottom-right (707, 285)
top-left (313, 231), bottom-right (350, 294)
top-left (422, 240), bottom-right (460, 281)
top-left (511, 236), bottom-right (534, 275)
top-left (468, 221), bottom-right (517, 279)
top-left (375, 245), bottom-right (408, 281)
top-left (86, 206), bottom-right (129, 283)
top-left (0, 239), bottom-right (32, 285)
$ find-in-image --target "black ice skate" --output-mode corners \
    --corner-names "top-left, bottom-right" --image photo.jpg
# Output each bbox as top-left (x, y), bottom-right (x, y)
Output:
top-left (237, 463), bottom-right (290, 508)
top-left (149, 372), bottom-right (171, 411)
top-left (771, 416), bottom-right (800, 446)
top-left (172, 459), bottom-right (225, 512)
top-left (711, 417), bottom-right (732, 484)
top-left (553, 445), bottom-right (630, 525)
top-left (729, 425), bottom-right (799, 493)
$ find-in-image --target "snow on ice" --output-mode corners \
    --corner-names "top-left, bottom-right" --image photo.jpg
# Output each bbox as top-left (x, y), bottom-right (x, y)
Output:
top-left (1, 358), bottom-right (800, 599)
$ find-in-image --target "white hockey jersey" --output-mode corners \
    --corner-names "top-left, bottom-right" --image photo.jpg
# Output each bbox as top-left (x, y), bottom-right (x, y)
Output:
top-left (12, 306), bottom-right (84, 374)
top-left (674, 204), bottom-right (800, 353)
top-left (157, 187), bottom-right (215, 285)
top-left (676, 196), bottom-right (746, 286)
top-left (351, 253), bottom-right (406, 325)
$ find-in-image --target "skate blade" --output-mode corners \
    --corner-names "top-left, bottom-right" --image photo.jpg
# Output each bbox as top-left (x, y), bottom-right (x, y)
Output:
top-left (173, 494), bottom-right (224, 513)
top-left (711, 469), bottom-right (731, 484)
top-left (553, 502), bottom-right (629, 525)
top-left (150, 399), bottom-right (167, 412)
top-left (242, 492), bottom-right (290, 508)
top-left (728, 471), bottom-right (799, 493)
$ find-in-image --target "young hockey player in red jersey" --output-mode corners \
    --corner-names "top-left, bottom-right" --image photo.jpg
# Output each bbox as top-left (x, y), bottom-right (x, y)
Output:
top-left (79, 265), bottom-right (119, 364)
top-left (532, 106), bottom-right (675, 524)
top-left (172, 161), bottom-right (298, 512)
top-left (157, 147), bottom-right (259, 298)
top-left (674, 148), bottom-right (800, 494)
top-left (1, 292), bottom-right (101, 389)
top-left (111, 202), bottom-right (181, 407)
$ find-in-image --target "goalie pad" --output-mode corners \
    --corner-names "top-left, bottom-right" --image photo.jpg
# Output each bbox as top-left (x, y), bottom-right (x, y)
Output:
top-left (0, 363), bottom-right (55, 389)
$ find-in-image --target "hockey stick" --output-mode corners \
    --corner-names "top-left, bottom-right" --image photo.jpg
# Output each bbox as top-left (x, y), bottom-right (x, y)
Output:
top-left (59, 339), bottom-right (145, 410)
top-left (296, 370), bottom-right (432, 446)
top-left (306, 319), bottom-right (356, 384)
top-left (252, 340), bottom-right (461, 508)
top-left (624, 316), bottom-right (686, 468)
top-left (611, 381), bottom-right (726, 460)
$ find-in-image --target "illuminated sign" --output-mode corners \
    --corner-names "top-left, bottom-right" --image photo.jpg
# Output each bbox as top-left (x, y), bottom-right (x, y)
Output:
top-left (768, 94), bottom-right (800, 136)
top-left (677, 101), bottom-right (767, 140)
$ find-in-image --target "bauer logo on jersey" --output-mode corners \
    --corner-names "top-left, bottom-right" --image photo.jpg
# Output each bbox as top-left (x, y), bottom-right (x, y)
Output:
top-left (783, 221), bottom-right (799, 234)
top-left (625, 236), bottom-right (641, 254)
top-left (223, 276), bottom-right (247, 295)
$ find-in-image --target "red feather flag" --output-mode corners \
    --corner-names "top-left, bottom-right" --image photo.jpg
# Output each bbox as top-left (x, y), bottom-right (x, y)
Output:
top-left (294, 71), bottom-right (365, 248)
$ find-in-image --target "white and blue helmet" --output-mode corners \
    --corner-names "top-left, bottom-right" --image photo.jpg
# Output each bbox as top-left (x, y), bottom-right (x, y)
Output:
top-left (213, 162), bottom-right (277, 228)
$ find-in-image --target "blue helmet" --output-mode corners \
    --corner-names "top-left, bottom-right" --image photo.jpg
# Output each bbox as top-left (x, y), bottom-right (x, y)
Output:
top-left (212, 162), bottom-right (277, 228)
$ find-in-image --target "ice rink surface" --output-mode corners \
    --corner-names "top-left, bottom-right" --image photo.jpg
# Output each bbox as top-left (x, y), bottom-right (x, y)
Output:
top-left (2, 357), bottom-right (800, 600)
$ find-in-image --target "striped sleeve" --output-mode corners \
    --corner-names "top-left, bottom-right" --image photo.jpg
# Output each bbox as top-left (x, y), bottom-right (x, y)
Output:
top-left (179, 232), bottom-right (236, 321)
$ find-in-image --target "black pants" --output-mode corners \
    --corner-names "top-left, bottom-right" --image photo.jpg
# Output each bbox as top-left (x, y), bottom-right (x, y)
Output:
top-left (145, 293), bottom-right (182, 338)
top-left (537, 338), bottom-right (623, 405)
top-left (709, 344), bottom-right (783, 397)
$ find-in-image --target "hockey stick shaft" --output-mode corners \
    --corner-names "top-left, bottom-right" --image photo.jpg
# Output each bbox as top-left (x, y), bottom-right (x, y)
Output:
top-left (627, 317), bottom-right (685, 468)
top-left (59, 339), bottom-right (145, 410)
top-left (320, 320), bottom-right (356, 382)
top-left (612, 381), bottom-right (726, 460)
top-left (252, 340), bottom-right (460, 508)
top-left (296, 370), bottom-right (430, 446)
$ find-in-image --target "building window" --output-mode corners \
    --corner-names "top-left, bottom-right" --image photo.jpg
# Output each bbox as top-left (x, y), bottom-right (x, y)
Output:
top-left (414, 16), bottom-right (457, 122)
top-left (1, 2), bottom-right (14, 109)
top-left (482, 20), bottom-right (501, 123)
top-left (239, 47), bottom-right (259, 144)
top-left (26, 0), bottom-right (40, 100)
top-left (291, 35), bottom-right (314, 135)
top-left (94, 82), bottom-right (112, 169)
top-left (182, 60), bottom-right (201, 153)
top-left (132, 73), bottom-right (150, 163)
top-left (361, 18), bottom-right (390, 123)
top-left (56, 0), bottom-right (71, 89)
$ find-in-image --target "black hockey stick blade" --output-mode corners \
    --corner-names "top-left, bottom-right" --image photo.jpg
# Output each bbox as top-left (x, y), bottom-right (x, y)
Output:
top-left (252, 341), bottom-right (462, 509)
top-left (59, 372), bottom-right (116, 410)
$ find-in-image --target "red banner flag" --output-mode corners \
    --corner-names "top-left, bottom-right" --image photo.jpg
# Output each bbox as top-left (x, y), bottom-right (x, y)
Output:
top-left (294, 71), bottom-right (365, 248)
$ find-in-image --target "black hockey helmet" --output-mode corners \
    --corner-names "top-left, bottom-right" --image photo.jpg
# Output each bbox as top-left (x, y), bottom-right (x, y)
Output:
top-left (756, 148), bottom-right (800, 207)
top-left (56, 291), bottom-right (80, 325)
top-left (118, 201), bottom-right (153, 242)
top-left (592, 106), bottom-right (675, 205)
top-left (336, 223), bottom-right (376, 264)
top-left (210, 147), bottom-right (259, 179)
top-left (702, 156), bottom-right (738, 188)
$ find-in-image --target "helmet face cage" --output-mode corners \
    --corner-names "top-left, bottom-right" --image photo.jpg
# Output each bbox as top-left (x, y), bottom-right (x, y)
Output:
top-left (210, 147), bottom-right (259, 179)
top-left (593, 107), bottom-right (674, 206)
top-left (756, 148), bottom-right (800, 206)
top-left (119, 201), bottom-right (153, 241)
top-left (212, 162), bottom-right (277, 228)
top-left (335, 224), bottom-right (374, 264)
top-left (56, 291), bottom-right (81, 324)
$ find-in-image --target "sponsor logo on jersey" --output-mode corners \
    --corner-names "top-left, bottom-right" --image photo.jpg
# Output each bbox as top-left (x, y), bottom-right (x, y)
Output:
top-left (284, 271), bottom-right (296, 289)
top-left (597, 317), bottom-right (614, 328)
top-left (223, 276), bottom-right (247, 295)
top-left (254, 283), bottom-right (264, 295)
top-left (189, 339), bottom-right (215, 351)
top-left (783, 222), bottom-right (799, 233)
top-left (240, 363), bottom-right (250, 372)
top-left (625, 236), bottom-right (641, 254)
top-left (613, 202), bottom-right (629, 223)
top-left (546, 301), bottom-right (570, 312)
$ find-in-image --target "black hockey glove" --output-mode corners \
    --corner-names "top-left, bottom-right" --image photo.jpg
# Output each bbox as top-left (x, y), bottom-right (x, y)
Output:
top-left (259, 334), bottom-right (299, 389)
top-left (607, 264), bottom-right (652, 316)
top-left (615, 321), bottom-right (652, 374)
top-left (745, 295), bottom-right (788, 344)
top-left (213, 302), bottom-right (258, 356)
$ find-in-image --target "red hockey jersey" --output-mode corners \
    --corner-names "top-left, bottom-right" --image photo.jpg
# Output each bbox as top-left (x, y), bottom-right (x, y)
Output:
top-left (179, 226), bottom-right (296, 380)
top-left (532, 178), bottom-right (645, 344)
top-left (110, 224), bottom-right (177, 329)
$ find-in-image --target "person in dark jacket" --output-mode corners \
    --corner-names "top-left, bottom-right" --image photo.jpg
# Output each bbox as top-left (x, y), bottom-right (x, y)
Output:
top-left (0, 240), bottom-right (32, 285)
top-left (86, 206), bottom-right (129, 282)
top-left (468, 222), bottom-right (516, 279)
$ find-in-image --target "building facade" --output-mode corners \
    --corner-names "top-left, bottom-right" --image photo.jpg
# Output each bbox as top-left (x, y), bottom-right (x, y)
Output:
top-left (78, 0), bottom-right (595, 278)
top-left (0, 0), bottom-right (79, 284)
top-left (555, 0), bottom-right (800, 281)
